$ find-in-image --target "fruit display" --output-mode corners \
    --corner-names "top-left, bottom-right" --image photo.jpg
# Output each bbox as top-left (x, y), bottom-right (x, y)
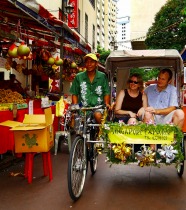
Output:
top-left (0, 89), bottom-right (26, 103)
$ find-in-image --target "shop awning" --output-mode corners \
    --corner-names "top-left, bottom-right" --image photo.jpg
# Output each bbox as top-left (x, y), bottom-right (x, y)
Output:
top-left (0, 0), bottom-right (91, 53)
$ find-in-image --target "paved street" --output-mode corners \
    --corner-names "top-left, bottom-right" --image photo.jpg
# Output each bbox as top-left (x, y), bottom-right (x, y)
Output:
top-left (0, 144), bottom-right (186, 210)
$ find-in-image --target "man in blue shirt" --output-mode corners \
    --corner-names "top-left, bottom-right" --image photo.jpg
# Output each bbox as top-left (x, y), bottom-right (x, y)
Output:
top-left (144, 68), bottom-right (184, 129)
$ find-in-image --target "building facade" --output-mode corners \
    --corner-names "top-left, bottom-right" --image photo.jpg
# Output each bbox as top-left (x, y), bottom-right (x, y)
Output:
top-left (37, 0), bottom-right (117, 51)
top-left (116, 16), bottom-right (131, 50)
top-left (130, 0), bottom-right (167, 49)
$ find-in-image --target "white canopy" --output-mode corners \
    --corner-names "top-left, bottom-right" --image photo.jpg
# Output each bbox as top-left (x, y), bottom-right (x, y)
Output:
top-left (105, 49), bottom-right (183, 73)
top-left (105, 49), bottom-right (183, 99)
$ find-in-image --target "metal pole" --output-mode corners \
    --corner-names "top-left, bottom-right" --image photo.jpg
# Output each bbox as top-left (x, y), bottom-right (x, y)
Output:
top-left (59, 0), bottom-right (65, 96)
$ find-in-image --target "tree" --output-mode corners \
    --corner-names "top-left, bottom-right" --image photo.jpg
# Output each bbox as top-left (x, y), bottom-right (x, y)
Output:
top-left (130, 68), bottom-right (159, 82)
top-left (97, 45), bottom-right (110, 65)
top-left (145, 0), bottom-right (186, 52)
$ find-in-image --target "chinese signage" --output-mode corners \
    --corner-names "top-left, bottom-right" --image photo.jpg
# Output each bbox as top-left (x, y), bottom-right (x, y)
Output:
top-left (68, 0), bottom-right (78, 28)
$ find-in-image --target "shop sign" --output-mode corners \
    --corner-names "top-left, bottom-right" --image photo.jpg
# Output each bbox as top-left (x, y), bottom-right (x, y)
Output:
top-left (68, 0), bottom-right (78, 28)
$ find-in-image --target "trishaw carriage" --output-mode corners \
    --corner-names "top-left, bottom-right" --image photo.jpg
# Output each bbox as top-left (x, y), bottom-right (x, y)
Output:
top-left (67, 49), bottom-right (185, 201)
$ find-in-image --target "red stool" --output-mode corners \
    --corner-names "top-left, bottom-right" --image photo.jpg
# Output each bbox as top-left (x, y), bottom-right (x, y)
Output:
top-left (24, 151), bottom-right (53, 184)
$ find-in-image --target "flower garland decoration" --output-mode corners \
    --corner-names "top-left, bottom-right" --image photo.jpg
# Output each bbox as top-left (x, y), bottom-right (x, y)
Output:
top-left (101, 121), bottom-right (184, 167)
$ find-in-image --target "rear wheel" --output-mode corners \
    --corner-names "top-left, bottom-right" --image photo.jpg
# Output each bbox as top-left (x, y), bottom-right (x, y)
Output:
top-left (67, 136), bottom-right (87, 201)
top-left (177, 137), bottom-right (185, 177)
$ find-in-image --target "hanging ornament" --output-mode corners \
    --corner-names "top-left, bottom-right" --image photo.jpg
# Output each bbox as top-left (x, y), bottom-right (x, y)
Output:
top-left (40, 49), bottom-right (51, 61)
top-left (17, 42), bottom-right (30, 57)
top-left (71, 61), bottom-right (77, 68)
top-left (8, 43), bottom-right (18, 58)
top-left (47, 57), bottom-right (55, 65)
top-left (54, 56), bottom-right (63, 66)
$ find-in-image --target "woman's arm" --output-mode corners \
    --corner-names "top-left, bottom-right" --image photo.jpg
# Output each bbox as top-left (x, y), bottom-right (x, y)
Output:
top-left (142, 92), bottom-right (148, 108)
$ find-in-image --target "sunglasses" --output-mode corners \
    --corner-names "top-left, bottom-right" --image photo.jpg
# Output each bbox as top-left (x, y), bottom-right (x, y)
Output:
top-left (129, 80), bottom-right (139, 84)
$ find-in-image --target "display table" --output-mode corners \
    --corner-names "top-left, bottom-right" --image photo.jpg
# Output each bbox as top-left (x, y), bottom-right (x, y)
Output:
top-left (0, 102), bottom-right (59, 154)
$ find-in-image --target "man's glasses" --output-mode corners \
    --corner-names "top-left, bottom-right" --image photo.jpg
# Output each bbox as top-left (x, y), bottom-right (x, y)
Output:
top-left (129, 80), bottom-right (139, 84)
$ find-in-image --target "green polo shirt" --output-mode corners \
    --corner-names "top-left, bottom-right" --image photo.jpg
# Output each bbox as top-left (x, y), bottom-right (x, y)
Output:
top-left (70, 70), bottom-right (110, 107)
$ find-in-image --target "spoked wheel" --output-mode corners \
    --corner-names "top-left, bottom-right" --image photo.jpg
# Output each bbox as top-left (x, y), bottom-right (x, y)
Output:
top-left (177, 137), bottom-right (185, 177)
top-left (68, 136), bottom-right (87, 201)
top-left (89, 143), bottom-right (98, 175)
top-left (89, 127), bottom-right (98, 175)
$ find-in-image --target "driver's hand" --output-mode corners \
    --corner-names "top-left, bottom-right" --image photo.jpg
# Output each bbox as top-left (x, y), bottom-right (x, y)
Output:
top-left (106, 104), bottom-right (111, 110)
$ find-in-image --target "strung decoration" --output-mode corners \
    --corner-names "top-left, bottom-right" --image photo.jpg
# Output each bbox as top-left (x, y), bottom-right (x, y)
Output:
top-left (135, 145), bottom-right (156, 167)
top-left (157, 145), bottom-right (178, 164)
top-left (112, 143), bottom-right (132, 162)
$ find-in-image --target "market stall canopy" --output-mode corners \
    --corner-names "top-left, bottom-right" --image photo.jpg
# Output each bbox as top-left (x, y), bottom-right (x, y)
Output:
top-left (0, 0), bottom-right (91, 53)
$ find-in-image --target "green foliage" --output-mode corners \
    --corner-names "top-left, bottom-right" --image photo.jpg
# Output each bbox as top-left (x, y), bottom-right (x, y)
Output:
top-left (97, 45), bottom-right (111, 65)
top-left (145, 0), bottom-right (186, 51)
top-left (130, 68), bottom-right (159, 82)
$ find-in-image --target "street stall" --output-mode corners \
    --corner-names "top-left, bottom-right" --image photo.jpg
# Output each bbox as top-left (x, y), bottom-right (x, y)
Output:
top-left (0, 0), bottom-right (92, 153)
top-left (0, 0), bottom-right (92, 182)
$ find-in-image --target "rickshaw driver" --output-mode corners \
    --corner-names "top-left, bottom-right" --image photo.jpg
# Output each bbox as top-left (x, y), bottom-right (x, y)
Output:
top-left (144, 68), bottom-right (184, 129)
top-left (70, 53), bottom-right (111, 124)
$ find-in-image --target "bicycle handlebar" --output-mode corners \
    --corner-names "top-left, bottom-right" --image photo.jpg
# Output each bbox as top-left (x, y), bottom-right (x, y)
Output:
top-left (70, 104), bottom-right (105, 111)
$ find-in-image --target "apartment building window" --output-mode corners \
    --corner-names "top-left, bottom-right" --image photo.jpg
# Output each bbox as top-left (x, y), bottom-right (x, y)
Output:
top-left (89, 0), bottom-right (95, 9)
top-left (85, 13), bottom-right (88, 42)
top-left (92, 24), bottom-right (95, 50)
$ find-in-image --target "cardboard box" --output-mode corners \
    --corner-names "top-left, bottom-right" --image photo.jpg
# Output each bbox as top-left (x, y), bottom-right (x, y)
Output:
top-left (0, 108), bottom-right (54, 153)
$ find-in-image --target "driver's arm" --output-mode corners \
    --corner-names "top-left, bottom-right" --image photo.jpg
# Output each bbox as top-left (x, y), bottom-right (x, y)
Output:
top-left (72, 95), bottom-right (78, 104)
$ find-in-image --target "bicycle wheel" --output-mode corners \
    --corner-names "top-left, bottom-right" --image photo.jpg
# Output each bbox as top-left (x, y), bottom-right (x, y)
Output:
top-left (89, 127), bottom-right (98, 175)
top-left (89, 143), bottom-right (98, 175)
top-left (177, 137), bottom-right (185, 177)
top-left (68, 136), bottom-right (87, 201)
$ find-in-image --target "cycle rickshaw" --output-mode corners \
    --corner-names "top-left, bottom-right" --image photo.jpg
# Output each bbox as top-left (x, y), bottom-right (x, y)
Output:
top-left (67, 49), bottom-right (185, 201)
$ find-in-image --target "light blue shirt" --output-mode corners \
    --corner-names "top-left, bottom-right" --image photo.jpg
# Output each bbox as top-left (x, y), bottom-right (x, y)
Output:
top-left (144, 84), bottom-right (178, 109)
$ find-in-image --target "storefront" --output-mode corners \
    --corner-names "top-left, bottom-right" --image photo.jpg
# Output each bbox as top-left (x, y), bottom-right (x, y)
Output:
top-left (0, 0), bottom-right (92, 155)
top-left (0, 0), bottom-right (92, 97)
